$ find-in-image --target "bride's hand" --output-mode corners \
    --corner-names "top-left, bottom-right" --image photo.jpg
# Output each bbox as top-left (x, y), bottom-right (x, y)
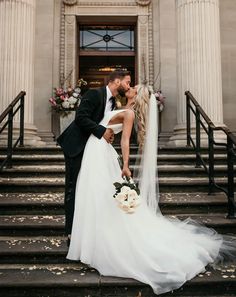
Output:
top-left (121, 166), bottom-right (131, 178)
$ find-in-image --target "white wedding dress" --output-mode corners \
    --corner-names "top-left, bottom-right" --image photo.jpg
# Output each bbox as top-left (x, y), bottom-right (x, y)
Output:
top-left (67, 109), bottom-right (235, 295)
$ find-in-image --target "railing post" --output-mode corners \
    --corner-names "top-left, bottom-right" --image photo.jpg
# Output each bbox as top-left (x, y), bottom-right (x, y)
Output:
top-left (7, 109), bottom-right (13, 168)
top-left (19, 94), bottom-right (25, 147)
top-left (226, 135), bottom-right (236, 219)
top-left (195, 107), bottom-right (201, 168)
top-left (186, 93), bottom-right (191, 147)
top-left (208, 126), bottom-right (214, 195)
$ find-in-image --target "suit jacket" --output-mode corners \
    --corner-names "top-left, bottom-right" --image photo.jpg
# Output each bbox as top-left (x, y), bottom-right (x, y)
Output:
top-left (57, 86), bottom-right (108, 157)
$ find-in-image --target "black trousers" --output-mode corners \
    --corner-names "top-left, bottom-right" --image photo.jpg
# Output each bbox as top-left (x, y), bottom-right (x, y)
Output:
top-left (64, 151), bottom-right (84, 236)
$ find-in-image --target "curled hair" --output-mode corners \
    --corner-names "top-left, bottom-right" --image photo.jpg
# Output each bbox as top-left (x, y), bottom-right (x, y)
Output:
top-left (134, 84), bottom-right (153, 148)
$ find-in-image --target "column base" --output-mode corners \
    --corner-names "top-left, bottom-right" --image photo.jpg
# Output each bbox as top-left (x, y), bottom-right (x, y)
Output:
top-left (158, 132), bottom-right (173, 148)
top-left (38, 131), bottom-right (57, 146)
top-left (166, 124), bottom-right (226, 148)
top-left (0, 123), bottom-right (46, 147)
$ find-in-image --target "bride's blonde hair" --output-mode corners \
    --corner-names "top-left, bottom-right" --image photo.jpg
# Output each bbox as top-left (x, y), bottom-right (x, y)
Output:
top-left (134, 84), bottom-right (153, 147)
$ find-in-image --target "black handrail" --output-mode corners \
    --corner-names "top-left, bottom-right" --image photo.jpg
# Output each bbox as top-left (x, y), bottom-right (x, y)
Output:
top-left (186, 91), bottom-right (236, 218)
top-left (0, 91), bottom-right (26, 171)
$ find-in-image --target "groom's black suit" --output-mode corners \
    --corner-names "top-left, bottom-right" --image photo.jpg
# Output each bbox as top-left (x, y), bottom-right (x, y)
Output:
top-left (57, 86), bottom-right (114, 235)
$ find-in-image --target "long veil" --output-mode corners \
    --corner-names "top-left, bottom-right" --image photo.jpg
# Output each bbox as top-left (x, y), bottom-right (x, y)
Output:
top-left (133, 89), bottom-right (236, 263)
top-left (134, 91), bottom-right (161, 215)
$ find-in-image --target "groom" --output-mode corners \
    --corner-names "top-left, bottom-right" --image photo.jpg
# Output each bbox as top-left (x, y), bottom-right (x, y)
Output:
top-left (57, 69), bottom-right (131, 244)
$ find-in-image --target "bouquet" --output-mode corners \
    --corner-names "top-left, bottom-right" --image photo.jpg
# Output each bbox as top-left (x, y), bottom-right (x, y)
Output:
top-left (49, 78), bottom-right (87, 116)
top-left (113, 177), bottom-right (141, 214)
top-left (154, 90), bottom-right (166, 112)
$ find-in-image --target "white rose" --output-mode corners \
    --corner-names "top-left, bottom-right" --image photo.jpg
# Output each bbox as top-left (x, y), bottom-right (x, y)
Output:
top-left (127, 190), bottom-right (138, 203)
top-left (62, 100), bottom-right (70, 109)
top-left (115, 193), bottom-right (126, 203)
top-left (120, 201), bottom-right (130, 212)
top-left (120, 186), bottom-right (130, 195)
top-left (159, 104), bottom-right (164, 112)
top-left (68, 96), bottom-right (77, 104)
top-left (72, 92), bottom-right (79, 98)
top-left (130, 199), bottom-right (141, 208)
top-left (74, 87), bottom-right (81, 93)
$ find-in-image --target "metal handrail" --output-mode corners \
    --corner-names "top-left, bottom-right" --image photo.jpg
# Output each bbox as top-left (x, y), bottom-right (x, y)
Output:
top-left (186, 91), bottom-right (236, 218)
top-left (0, 91), bottom-right (26, 171)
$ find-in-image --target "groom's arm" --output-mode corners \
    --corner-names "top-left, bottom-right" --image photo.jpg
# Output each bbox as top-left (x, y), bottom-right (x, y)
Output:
top-left (74, 89), bottom-right (106, 139)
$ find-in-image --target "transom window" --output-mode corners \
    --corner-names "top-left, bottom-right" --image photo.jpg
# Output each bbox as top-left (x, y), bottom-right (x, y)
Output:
top-left (80, 25), bottom-right (135, 52)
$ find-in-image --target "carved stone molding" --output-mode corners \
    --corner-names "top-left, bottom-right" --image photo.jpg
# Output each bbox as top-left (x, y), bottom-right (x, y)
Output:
top-left (148, 2), bottom-right (153, 85)
top-left (63, 0), bottom-right (77, 6)
top-left (65, 15), bottom-right (75, 24)
top-left (60, 3), bottom-right (65, 86)
top-left (138, 15), bottom-right (148, 24)
top-left (135, 0), bottom-right (151, 6)
top-left (75, 1), bottom-right (136, 6)
top-left (176, 0), bottom-right (219, 9)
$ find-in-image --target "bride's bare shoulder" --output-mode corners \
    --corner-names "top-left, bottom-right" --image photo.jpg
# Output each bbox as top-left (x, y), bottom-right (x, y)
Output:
top-left (124, 108), bottom-right (135, 118)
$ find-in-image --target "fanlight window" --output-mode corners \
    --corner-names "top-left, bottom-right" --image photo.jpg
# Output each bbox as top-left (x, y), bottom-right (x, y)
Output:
top-left (80, 26), bottom-right (135, 52)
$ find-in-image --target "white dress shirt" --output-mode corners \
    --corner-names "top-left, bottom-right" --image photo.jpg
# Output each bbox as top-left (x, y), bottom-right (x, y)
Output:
top-left (104, 86), bottom-right (113, 114)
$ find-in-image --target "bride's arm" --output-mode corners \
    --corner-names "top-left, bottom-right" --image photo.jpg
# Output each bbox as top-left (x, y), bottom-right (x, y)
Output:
top-left (121, 110), bottom-right (135, 177)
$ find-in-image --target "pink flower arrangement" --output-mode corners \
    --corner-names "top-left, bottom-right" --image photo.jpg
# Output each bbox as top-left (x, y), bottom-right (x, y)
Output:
top-left (49, 78), bottom-right (87, 115)
top-left (154, 90), bottom-right (166, 112)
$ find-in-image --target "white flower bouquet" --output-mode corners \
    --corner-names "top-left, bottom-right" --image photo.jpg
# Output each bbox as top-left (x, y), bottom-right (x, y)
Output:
top-left (113, 177), bottom-right (141, 214)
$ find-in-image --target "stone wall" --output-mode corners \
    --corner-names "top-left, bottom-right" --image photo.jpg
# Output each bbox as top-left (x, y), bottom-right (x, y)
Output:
top-left (155, 0), bottom-right (177, 133)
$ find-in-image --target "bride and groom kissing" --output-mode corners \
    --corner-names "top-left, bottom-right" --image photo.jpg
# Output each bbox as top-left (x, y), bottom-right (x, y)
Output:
top-left (57, 69), bottom-right (236, 295)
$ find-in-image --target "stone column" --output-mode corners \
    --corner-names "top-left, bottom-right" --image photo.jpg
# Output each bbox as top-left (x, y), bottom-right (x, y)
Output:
top-left (137, 14), bottom-right (150, 84)
top-left (168, 0), bottom-right (224, 146)
top-left (0, 0), bottom-right (44, 146)
top-left (136, 0), bottom-right (152, 84)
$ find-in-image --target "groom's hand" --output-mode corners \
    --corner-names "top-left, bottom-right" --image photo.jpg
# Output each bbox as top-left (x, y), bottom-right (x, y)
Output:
top-left (103, 128), bottom-right (114, 143)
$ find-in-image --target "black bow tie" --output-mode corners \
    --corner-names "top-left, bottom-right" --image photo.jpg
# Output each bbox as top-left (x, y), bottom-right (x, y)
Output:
top-left (109, 96), bottom-right (116, 110)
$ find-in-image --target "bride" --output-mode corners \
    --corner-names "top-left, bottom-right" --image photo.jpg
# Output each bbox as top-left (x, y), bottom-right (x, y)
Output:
top-left (67, 84), bottom-right (236, 295)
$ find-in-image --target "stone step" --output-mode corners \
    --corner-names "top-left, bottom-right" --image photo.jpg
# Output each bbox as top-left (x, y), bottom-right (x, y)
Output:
top-left (0, 192), bottom-right (64, 215)
top-left (0, 176), bottom-right (234, 193)
top-left (0, 214), bottom-right (235, 236)
top-left (0, 145), bottom-right (140, 156)
top-left (0, 262), bottom-right (235, 297)
top-left (0, 153), bottom-right (228, 166)
top-left (1, 233), bottom-right (235, 265)
top-left (0, 145), bottom-right (227, 155)
top-left (1, 164), bottom-right (234, 178)
top-left (160, 192), bottom-right (229, 214)
top-left (0, 236), bottom-right (67, 264)
top-left (0, 192), bottom-right (229, 215)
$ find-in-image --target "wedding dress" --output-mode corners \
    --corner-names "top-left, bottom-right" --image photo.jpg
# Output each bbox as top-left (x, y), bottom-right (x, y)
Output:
top-left (67, 109), bottom-right (235, 295)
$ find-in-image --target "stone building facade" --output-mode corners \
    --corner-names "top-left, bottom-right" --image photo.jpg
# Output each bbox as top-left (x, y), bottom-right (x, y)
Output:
top-left (0, 0), bottom-right (236, 146)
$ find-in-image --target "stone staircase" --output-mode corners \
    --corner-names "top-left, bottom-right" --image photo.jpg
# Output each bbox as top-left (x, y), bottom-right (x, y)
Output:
top-left (0, 146), bottom-right (236, 297)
